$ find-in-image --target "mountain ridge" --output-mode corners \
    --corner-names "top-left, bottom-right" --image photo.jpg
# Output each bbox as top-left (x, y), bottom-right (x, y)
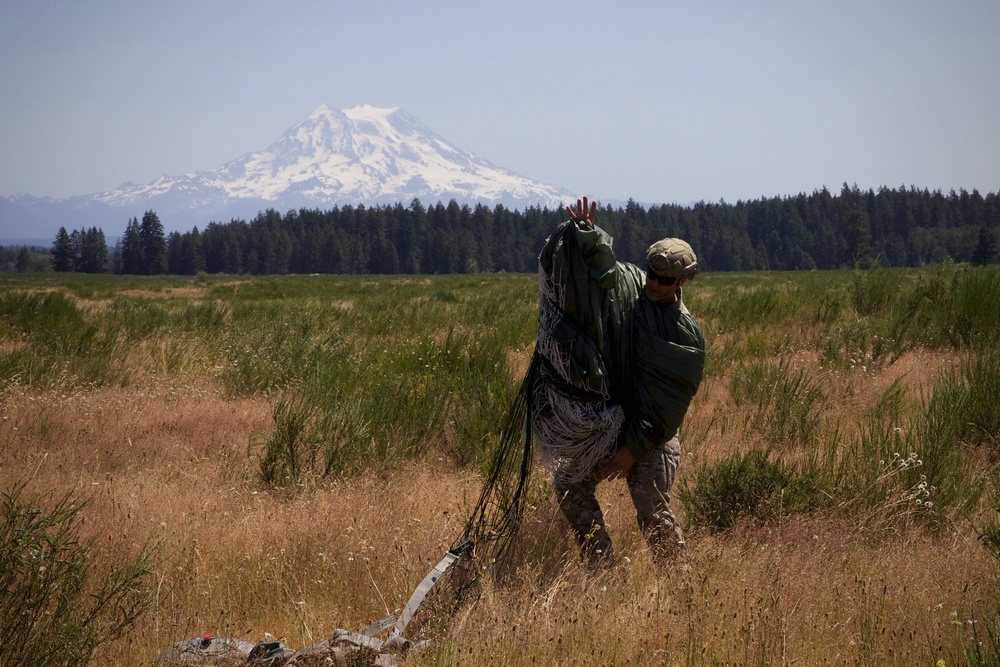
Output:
top-left (1, 105), bottom-right (578, 241)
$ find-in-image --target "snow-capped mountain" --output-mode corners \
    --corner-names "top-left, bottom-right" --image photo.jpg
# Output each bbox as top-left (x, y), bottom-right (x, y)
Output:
top-left (1, 105), bottom-right (576, 241)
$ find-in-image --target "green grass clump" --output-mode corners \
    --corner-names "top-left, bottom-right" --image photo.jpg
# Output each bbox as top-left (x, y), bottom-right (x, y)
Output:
top-left (728, 358), bottom-right (826, 447)
top-left (696, 280), bottom-right (799, 332)
top-left (902, 350), bottom-right (1000, 517)
top-left (0, 290), bottom-right (122, 388)
top-left (814, 264), bottom-right (1000, 368)
top-left (252, 325), bottom-right (521, 485)
top-left (849, 264), bottom-right (904, 317)
top-left (227, 275), bottom-right (536, 483)
top-left (823, 363), bottom-right (992, 530)
top-left (255, 392), bottom-right (319, 487)
top-left (946, 267), bottom-right (1000, 348)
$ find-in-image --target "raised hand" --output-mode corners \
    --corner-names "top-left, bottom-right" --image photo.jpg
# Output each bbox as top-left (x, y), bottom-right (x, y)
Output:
top-left (566, 197), bottom-right (597, 228)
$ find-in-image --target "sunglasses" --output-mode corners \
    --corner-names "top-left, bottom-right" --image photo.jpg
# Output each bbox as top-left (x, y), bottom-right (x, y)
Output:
top-left (646, 268), bottom-right (678, 287)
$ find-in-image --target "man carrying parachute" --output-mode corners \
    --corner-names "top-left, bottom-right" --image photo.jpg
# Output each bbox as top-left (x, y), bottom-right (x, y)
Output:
top-left (532, 196), bottom-right (705, 567)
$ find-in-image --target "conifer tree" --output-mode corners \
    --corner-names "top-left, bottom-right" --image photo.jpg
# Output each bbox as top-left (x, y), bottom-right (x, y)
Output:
top-left (845, 207), bottom-right (872, 267)
top-left (166, 231), bottom-right (184, 274)
top-left (78, 227), bottom-right (108, 273)
top-left (140, 210), bottom-right (168, 274)
top-left (116, 217), bottom-right (144, 274)
top-left (187, 227), bottom-right (206, 274)
top-left (15, 247), bottom-right (30, 273)
top-left (68, 229), bottom-right (83, 271)
top-left (51, 227), bottom-right (75, 272)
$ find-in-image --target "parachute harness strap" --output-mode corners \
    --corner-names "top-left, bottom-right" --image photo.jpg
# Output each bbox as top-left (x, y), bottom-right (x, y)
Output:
top-left (391, 546), bottom-right (464, 638)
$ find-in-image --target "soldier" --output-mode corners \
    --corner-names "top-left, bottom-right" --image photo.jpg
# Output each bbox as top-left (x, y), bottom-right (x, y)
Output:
top-left (533, 197), bottom-right (705, 567)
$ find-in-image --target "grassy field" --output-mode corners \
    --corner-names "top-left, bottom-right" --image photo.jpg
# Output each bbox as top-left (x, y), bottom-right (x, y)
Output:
top-left (1, 266), bottom-right (998, 666)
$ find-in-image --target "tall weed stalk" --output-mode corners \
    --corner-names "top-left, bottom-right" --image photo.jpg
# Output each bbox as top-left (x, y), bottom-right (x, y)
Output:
top-left (824, 379), bottom-right (941, 531)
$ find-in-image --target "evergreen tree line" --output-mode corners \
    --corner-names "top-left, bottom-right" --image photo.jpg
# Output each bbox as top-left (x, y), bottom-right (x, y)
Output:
top-left (47, 184), bottom-right (1000, 275)
top-left (0, 245), bottom-right (50, 272)
top-left (180, 184), bottom-right (1000, 275)
top-left (49, 211), bottom-right (174, 275)
top-left (51, 227), bottom-right (109, 273)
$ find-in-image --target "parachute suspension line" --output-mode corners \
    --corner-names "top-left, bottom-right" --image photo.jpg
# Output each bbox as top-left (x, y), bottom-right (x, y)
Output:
top-left (450, 353), bottom-right (539, 581)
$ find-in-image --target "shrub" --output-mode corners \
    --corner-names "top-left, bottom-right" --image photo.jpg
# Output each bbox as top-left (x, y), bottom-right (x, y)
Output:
top-left (679, 449), bottom-right (818, 532)
top-left (0, 481), bottom-right (159, 667)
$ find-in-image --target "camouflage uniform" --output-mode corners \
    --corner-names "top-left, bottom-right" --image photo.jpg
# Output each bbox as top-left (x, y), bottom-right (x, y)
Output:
top-left (555, 434), bottom-right (684, 567)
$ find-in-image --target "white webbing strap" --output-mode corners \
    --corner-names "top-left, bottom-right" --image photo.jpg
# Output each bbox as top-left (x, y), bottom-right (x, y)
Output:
top-left (391, 549), bottom-right (460, 638)
top-left (363, 613), bottom-right (398, 637)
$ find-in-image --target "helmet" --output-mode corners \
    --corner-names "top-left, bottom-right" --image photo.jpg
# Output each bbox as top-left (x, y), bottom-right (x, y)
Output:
top-left (645, 238), bottom-right (698, 278)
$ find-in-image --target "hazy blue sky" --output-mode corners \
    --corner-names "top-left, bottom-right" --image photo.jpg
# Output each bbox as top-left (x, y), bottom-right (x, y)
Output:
top-left (2, 0), bottom-right (998, 204)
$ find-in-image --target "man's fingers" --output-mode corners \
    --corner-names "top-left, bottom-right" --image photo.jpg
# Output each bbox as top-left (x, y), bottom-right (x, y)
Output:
top-left (600, 460), bottom-right (623, 481)
top-left (566, 197), bottom-right (595, 224)
top-left (566, 198), bottom-right (584, 220)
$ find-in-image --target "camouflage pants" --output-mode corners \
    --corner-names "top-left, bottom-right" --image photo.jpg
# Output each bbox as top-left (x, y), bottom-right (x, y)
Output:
top-left (555, 436), bottom-right (684, 567)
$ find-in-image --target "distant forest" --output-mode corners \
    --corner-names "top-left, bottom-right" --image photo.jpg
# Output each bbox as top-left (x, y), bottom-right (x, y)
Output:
top-left (10, 183), bottom-right (1000, 274)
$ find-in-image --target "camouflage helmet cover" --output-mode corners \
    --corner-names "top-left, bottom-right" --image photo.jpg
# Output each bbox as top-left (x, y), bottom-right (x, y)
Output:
top-left (646, 238), bottom-right (698, 279)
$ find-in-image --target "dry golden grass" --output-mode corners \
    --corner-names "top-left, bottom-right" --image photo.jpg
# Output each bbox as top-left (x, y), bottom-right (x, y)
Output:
top-left (116, 287), bottom-right (213, 300)
top-left (3, 357), bottom-right (995, 667)
top-left (445, 519), bottom-right (992, 666)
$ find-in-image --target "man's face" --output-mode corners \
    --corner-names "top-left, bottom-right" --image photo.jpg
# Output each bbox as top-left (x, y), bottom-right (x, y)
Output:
top-left (645, 268), bottom-right (687, 304)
